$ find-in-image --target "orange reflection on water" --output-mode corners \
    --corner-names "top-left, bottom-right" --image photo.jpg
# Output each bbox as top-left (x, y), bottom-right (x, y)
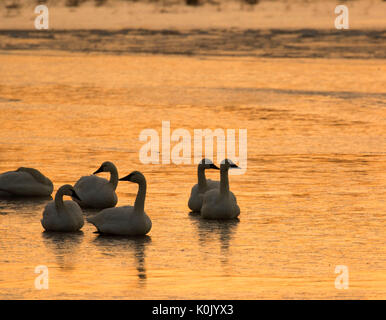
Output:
top-left (0, 52), bottom-right (385, 299)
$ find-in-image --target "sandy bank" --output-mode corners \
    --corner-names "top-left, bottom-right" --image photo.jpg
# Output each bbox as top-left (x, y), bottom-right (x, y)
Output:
top-left (0, 0), bottom-right (385, 30)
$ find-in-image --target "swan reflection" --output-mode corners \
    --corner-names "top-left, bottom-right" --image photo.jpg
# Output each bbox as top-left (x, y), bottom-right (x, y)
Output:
top-left (41, 231), bottom-right (84, 270)
top-left (189, 213), bottom-right (239, 266)
top-left (0, 196), bottom-right (52, 215)
top-left (92, 235), bottom-right (151, 287)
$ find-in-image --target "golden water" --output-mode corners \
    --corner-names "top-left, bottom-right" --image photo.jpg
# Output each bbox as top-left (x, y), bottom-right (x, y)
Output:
top-left (0, 52), bottom-right (385, 299)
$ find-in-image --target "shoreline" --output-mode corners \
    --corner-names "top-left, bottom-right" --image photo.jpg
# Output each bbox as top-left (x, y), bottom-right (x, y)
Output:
top-left (1, 28), bottom-right (385, 59)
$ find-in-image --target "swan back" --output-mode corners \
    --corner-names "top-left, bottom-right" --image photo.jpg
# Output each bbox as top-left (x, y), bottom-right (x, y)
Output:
top-left (201, 188), bottom-right (240, 219)
top-left (0, 167), bottom-right (53, 196)
top-left (73, 175), bottom-right (118, 209)
top-left (16, 167), bottom-right (53, 187)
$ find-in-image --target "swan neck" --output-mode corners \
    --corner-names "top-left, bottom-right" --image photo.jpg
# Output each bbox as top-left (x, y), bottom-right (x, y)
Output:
top-left (54, 188), bottom-right (65, 212)
top-left (197, 166), bottom-right (207, 191)
top-left (108, 166), bottom-right (119, 190)
top-left (220, 167), bottom-right (230, 196)
top-left (134, 179), bottom-right (146, 214)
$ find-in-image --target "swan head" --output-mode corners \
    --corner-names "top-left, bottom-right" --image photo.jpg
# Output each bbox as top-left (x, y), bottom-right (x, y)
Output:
top-left (198, 158), bottom-right (219, 170)
top-left (58, 184), bottom-right (81, 201)
top-left (220, 159), bottom-right (240, 170)
top-left (119, 171), bottom-right (145, 184)
top-left (93, 161), bottom-right (116, 175)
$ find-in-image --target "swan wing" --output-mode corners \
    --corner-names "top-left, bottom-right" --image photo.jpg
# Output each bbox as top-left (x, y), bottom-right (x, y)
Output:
top-left (87, 206), bottom-right (133, 230)
top-left (201, 189), bottom-right (239, 219)
top-left (74, 175), bottom-right (109, 193)
top-left (64, 200), bottom-right (85, 229)
top-left (74, 175), bottom-right (117, 208)
top-left (188, 180), bottom-right (220, 212)
top-left (16, 167), bottom-right (53, 187)
top-left (188, 184), bottom-right (203, 212)
top-left (206, 179), bottom-right (220, 190)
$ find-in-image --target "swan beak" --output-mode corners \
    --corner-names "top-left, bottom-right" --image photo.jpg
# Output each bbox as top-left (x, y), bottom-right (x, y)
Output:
top-left (93, 166), bottom-right (103, 175)
top-left (71, 190), bottom-right (81, 201)
top-left (209, 164), bottom-right (220, 170)
top-left (119, 173), bottom-right (134, 182)
top-left (230, 163), bottom-right (241, 169)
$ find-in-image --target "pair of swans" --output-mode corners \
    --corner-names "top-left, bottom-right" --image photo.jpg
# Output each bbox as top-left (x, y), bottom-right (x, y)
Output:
top-left (41, 162), bottom-right (151, 235)
top-left (188, 158), bottom-right (240, 220)
top-left (41, 161), bottom-right (122, 232)
top-left (72, 161), bottom-right (151, 235)
top-left (0, 162), bottom-right (118, 207)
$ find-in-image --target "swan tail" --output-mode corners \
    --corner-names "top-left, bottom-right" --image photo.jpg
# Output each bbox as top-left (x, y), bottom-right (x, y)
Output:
top-left (86, 216), bottom-right (95, 224)
top-left (87, 216), bottom-right (104, 234)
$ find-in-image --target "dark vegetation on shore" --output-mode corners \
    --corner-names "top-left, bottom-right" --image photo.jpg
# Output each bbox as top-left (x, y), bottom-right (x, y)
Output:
top-left (1, 28), bottom-right (385, 60)
top-left (4, 0), bottom-right (385, 11)
top-left (3, 0), bottom-right (260, 9)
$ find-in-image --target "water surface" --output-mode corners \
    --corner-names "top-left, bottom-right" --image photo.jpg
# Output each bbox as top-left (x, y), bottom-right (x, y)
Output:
top-left (0, 44), bottom-right (385, 299)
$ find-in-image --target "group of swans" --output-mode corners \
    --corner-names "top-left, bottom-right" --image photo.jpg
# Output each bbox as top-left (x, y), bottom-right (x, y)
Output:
top-left (0, 162), bottom-right (150, 235)
top-left (0, 158), bottom-right (240, 236)
top-left (46, 162), bottom-right (150, 235)
top-left (188, 158), bottom-right (240, 219)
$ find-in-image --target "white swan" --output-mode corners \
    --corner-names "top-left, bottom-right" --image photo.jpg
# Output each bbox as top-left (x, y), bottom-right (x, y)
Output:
top-left (188, 158), bottom-right (220, 212)
top-left (73, 161), bottom-right (118, 209)
top-left (87, 171), bottom-right (152, 236)
top-left (0, 167), bottom-right (53, 197)
top-left (201, 159), bottom-right (240, 220)
top-left (41, 184), bottom-right (84, 232)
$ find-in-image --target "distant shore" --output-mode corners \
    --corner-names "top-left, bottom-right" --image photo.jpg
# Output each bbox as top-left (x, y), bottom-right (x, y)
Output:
top-left (0, 0), bottom-right (386, 30)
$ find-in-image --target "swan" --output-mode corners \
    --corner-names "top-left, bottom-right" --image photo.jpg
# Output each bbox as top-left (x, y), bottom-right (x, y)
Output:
top-left (0, 167), bottom-right (53, 197)
top-left (87, 171), bottom-right (152, 236)
top-left (201, 159), bottom-right (240, 220)
top-left (41, 184), bottom-right (84, 232)
top-left (73, 161), bottom-right (118, 209)
top-left (188, 158), bottom-right (220, 212)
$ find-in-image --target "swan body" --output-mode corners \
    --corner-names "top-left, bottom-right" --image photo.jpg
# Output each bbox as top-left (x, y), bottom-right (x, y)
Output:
top-left (0, 167), bottom-right (53, 197)
top-left (201, 159), bottom-right (240, 220)
top-left (87, 205), bottom-right (152, 236)
top-left (41, 184), bottom-right (84, 232)
top-left (73, 161), bottom-right (118, 209)
top-left (188, 159), bottom-right (220, 212)
top-left (188, 179), bottom-right (219, 212)
top-left (87, 171), bottom-right (152, 236)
